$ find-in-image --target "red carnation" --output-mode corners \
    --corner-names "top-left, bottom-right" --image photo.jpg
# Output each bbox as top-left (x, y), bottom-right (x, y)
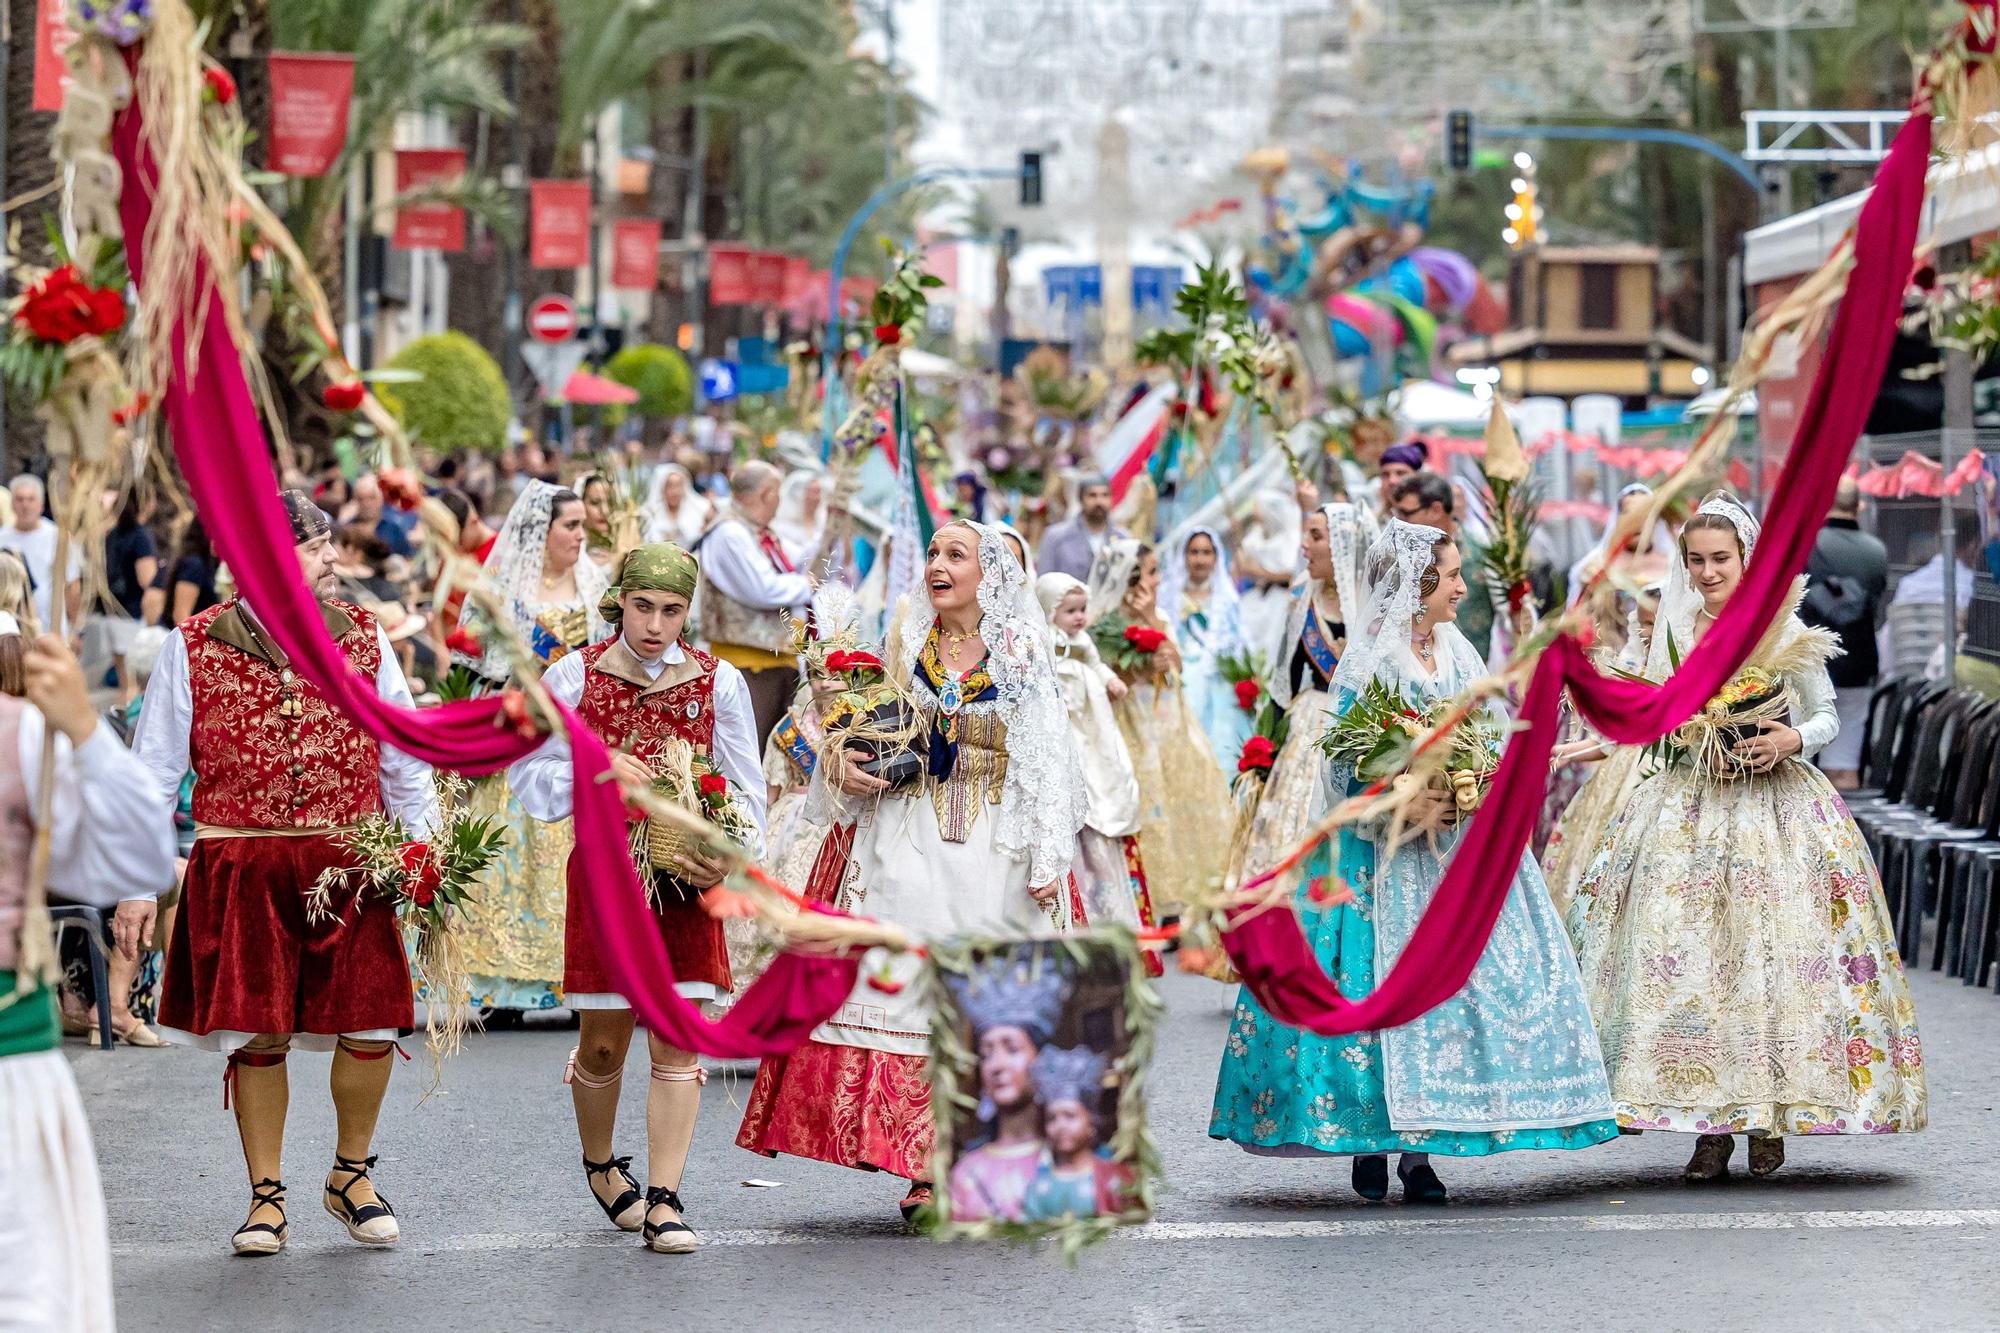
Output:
top-left (377, 467), bottom-right (422, 512)
top-left (445, 626), bottom-right (483, 657)
top-left (322, 380), bottom-right (366, 412)
top-left (873, 323), bottom-right (902, 345)
top-left (203, 66), bottom-right (237, 106)
top-left (111, 392), bottom-right (153, 427)
top-left (1123, 625), bottom-right (1166, 653)
top-left (1233, 678), bottom-right (1260, 712)
top-left (697, 772), bottom-right (729, 799)
top-left (396, 841), bottom-right (443, 906)
top-left (1237, 735), bottom-right (1277, 774)
top-left (498, 688), bottom-right (542, 739)
top-left (825, 649), bottom-right (884, 675)
top-left (866, 968), bottom-right (905, 995)
top-left (18, 264), bottom-right (123, 344)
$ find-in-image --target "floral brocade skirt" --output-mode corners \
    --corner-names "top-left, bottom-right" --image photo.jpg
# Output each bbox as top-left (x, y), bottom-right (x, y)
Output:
top-left (1565, 759), bottom-right (1927, 1136)
top-left (1115, 680), bottom-right (1232, 911)
top-left (455, 774), bottom-right (570, 1012)
top-left (734, 823), bottom-right (935, 1178)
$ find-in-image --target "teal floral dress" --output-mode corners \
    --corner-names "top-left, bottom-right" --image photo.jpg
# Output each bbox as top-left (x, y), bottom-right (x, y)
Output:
top-left (1210, 679), bottom-right (1620, 1158)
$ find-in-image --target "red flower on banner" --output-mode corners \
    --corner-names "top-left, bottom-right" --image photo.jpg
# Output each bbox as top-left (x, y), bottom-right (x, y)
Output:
top-left (18, 265), bottom-right (125, 343)
top-left (824, 649), bottom-right (884, 675)
top-left (111, 392), bottom-right (153, 426)
top-left (322, 380), bottom-right (366, 412)
top-left (444, 626), bottom-right (483, 657)
top-left (377, 467), bottom-right (422, 512)
top-left (203, 67), bottom-right (237, 106)
top-left (1233, 678), bottom-right (1261, 712)
top-left (1237, 735), bottom-right (1277, 774)
top-left (1124, 625), bottom-right (1167, 653)
top-left (498, 688), bottom-right (542, 739)
top-left (873, 323), bottom-right (902, 345)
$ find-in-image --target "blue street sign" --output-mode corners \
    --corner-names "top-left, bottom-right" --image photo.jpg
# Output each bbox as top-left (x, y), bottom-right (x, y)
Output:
top-left (699, 358), bottom-right (740, 403)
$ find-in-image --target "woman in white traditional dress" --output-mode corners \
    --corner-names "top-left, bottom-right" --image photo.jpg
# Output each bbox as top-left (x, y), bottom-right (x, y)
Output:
top-left (1158, 526), bottom-right (1253, 770)
top-left (1212, 519), bottom-right (1617, 1202)
top-left (642, 463), bottom-right (715, 546)
top-left (452, 481), bottom-right (610, 1015)
top-left (1226, 502), bottom-right (1368, 900)
top-left (770, 469), bottom-right (826, 571)
top-left (736, 520), bottom-right (1086, 1222)
top-left (1086, 538), bottom-right (1233, 912)
top-left (1566, 493), bottom-right (1927, 1181)
top-left (1037, 572), bottom-right (1155, 947)
top-left (1234, 489), bottom-right (1301, 664)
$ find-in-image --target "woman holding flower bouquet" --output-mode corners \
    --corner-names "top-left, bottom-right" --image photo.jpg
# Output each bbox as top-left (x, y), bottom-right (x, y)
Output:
top-left (1224, 502), bottom-right (1369, 908)
top-left (1157, 527), bottom-right (1253, 770)
top-left (737, 521), bottom-right (1086, 1223)
top-left (452, 481), bottom-right (609, 1018)
top-left (1084, 538), bottom-right (1231, 911)
top-left (1211, 519), bottom-right (1617, 1202)
top-left (1564, 494), bottom-right (1926, 1181)
top-left (510, 542), bottom-right (765, 1254)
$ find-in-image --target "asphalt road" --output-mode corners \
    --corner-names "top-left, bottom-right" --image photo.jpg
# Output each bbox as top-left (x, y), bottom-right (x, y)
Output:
top-left (75, 965), bottom-right (2000, 1332)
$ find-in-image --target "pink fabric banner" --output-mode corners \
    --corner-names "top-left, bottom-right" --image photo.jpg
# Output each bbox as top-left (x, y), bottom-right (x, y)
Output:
top-left (1224, 108), bottom-right (1934, 1035)
top-left (111, 95), bottom-right (861, 1058)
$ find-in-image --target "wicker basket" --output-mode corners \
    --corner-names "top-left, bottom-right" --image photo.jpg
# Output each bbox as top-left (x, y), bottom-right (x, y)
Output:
top-left (644, 805), bottom-right (702, 872)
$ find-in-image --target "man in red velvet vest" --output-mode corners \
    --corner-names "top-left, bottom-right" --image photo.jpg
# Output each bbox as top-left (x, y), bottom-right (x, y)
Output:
top-left (510, 541), bottom-right (765, 1255)
top-left (126, 490), bottom-right (439, 1256)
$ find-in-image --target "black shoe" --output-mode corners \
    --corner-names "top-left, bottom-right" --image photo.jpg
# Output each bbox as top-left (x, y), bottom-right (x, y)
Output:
top-left (323, 1153), bottom-right (399, 1245)
top-left (1398, 1159), bottom-right (1447, 1204)
top-left (584, 1153), bottom-right (645, 1231)
top-left (231, 1177), bottom-right (287, 1256)
top-left (642, 1186), bottom-right (698, 1254)
top-left (1352, 1155), bottom-right (1389, 1201)
top-left (899, 1181), bottom-right (933, 1224)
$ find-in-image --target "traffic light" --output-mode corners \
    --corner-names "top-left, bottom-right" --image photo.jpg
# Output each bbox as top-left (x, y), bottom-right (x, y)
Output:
top-left (1020, 151), bottom-right (1043, 207)
top-left (1446, 111), bottom-right (1472, 171)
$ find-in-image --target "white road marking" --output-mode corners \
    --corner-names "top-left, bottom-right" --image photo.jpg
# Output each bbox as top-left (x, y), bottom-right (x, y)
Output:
top-left (109, 1208), bottom-right (2000, 1256)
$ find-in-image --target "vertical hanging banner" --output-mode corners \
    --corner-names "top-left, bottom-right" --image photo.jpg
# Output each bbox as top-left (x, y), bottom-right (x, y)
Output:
top-left (748, 250), bottom-right (789, 306)
top-left (266, 52), bottom-right (357, 178)
top-left (391, 149), bottom-right (467, 252)
top-left (32, 0), bottom-right (73, 112)
top-left (709, 244), bottom-right (753, 305)
top-left (529, 180), bottom-right (592, 270)
top-left (609, 218), bottom-right (663, 290)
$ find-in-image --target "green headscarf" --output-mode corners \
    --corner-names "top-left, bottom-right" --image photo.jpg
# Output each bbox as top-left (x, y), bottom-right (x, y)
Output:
top-left (599, 542), bottom-right (699, 624)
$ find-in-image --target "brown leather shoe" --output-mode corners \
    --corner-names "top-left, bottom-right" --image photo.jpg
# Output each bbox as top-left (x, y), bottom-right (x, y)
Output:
top-left (1682, 1133), bottom-right (1735, 1181)
top-left (1748, 1136), bottom-right (1785, 1178)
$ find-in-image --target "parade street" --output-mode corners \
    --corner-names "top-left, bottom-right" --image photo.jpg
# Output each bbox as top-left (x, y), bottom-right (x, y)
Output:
top-left (78, 964), bottom-right (1993, 1332)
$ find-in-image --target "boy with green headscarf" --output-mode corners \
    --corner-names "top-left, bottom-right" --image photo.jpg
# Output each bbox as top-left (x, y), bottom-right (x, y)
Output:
top-left (510, 540), bottom-right (766, 1255)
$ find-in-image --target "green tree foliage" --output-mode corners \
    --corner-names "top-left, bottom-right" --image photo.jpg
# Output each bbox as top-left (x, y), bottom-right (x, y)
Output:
top-left (605, 343), bottom-right (694, 420)
top-left (378, 332), bottom-right (513, 453)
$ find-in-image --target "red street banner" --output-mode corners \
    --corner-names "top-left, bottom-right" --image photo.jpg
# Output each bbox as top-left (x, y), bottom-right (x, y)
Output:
top-left (709, 244), bottom-right (753, 305)
top-left (530, 180), bottom-right (592, 270)
top-left (748, 250), bottom-right (789, 306)
top-left (610, 218), bottom-right (662, 290)
top-left (391, 149), bottom-right (466, 252)
top-left (267, 52), bottom-right (356, 178)
top-left (781, 256), bottom-right (814, 309)
top-left (32, 0), bottom-right (73, 113)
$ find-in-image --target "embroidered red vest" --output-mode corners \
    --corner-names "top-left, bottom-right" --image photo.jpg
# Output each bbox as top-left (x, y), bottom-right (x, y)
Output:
top-left (185, 600), bottom-right (384, 830)
top-left (574, 639), bottom-right (717, 762)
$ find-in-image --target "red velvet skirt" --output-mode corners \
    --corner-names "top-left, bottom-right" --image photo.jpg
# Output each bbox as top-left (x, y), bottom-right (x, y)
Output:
top-left (159, 834), bottom-right (413, 1038)
top-left (564, 860), bottom-right (731, 998)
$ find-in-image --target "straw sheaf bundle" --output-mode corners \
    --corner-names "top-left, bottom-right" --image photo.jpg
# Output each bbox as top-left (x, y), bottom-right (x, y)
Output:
top-left (1665, 579), bottom-right (1839, 780)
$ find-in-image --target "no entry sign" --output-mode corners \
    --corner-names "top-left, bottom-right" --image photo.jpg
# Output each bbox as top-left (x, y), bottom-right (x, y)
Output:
top-left (528, 295), bottom-right (578, 344)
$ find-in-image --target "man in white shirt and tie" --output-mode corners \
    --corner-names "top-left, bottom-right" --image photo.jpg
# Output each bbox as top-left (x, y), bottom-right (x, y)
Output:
top-left (694, 460), bottom-right (813, 743)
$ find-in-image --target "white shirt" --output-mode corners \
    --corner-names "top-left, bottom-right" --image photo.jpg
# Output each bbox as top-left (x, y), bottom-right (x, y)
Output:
top-left (699, 518), bottom-right (813, 612)
top-left (23, 708), bottom-right (178, 909)
top-left (508, 638), bottom-right (767, 855)
top-left (0, 518), bottom-right (82, 626)
top-left (131, 606), bottom-right (441, 843)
